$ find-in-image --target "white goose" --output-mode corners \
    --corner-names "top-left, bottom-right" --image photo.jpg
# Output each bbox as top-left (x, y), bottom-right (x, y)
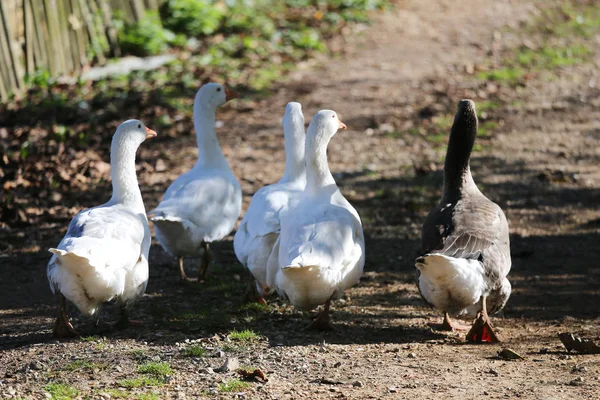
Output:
top-left (233, 102), bottom-right (306, 302)
top-left (47, 120), bottom-right (156, 337)
top-left (149, 83), bottom-right (241, 281)
top-left (267, 110), bottom-right (365, 329)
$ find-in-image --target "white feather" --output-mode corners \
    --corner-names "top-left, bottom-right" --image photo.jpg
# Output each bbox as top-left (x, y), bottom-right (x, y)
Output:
top-left (416, 253), bottom-right (487, 317)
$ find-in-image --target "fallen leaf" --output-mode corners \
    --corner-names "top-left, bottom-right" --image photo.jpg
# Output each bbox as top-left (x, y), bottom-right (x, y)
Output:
top-left (558, 332), bottom-right (600, 354)
top-left (236, 368), bottom-right (268, 382)
top-left (498, 348), bottom-right (525, 360)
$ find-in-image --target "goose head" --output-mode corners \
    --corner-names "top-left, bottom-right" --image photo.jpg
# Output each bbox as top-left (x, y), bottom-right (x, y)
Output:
top-left (307, 109), bottom-right (346, 141)
top-left (194, 82), bottom-right (239, 110)
top-left (283, 102), bottom-right (304, 132)
top-left (113, 119), bottom-right (157, 147)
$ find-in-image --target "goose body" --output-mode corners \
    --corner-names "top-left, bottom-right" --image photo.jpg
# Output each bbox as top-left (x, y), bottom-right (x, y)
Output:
top-left (234, 102), bottom-right (306, 297)
top-left (268, 110), bottom-right (365, 328)
top-left (47, 120), bottom-right (156, 336)
top-left (417, 100), bottom-right (511, 342)
top-left (150, 83), bottom-right (241, 280)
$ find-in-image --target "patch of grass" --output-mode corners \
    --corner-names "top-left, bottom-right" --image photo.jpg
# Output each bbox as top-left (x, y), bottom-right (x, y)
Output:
top-left (137, 393), bottom-right (160, 400)
top-left (433, 115), bottom-right (453, 131)
top-left (101, 389), bottom-right (130, 399)
top-left (228, 329), bottom-right (260, 342)
top-left (183, 344), bottom-right (206, 357)
top-left (119, 376), bottom-right (164, 389)
top-left (238, 302), bottom-right (271, 313)
top-left (424, 133), bottom-right (447, 144)
top-left (137, 361), bottom-right (174, 377)
top-left (45, 383), bottom-right (79, 400)
top-left (517, 44), bottom-right (591, 69)
top-left (478, 121), bottom-right (499, 138)
top-left (477, 67), bottom-right (525, 85)
top-left (131, 349), bottom-right (148, 359)
top-left (476, 100), bottom-right (500, 117)
top-left (219, 378), bottom-right (251, 392)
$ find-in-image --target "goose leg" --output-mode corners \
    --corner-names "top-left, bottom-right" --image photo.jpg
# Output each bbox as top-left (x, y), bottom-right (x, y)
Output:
top-left (179, 257), bottom-right (189, 281)
top-left (53, 293), bottom-right (77, 338)
top-left (306, 298), bottom-right (334, 331)
top-left (466, 296), bottom-right (500, 343)
top-left (243, 278), bottom-right (268, 305)
top-left (115, 305), bottom-right (143, 329)
top-left (198, 242), bottom-right (212, 281)
top-left (440, 312), bottom-right (471, 331)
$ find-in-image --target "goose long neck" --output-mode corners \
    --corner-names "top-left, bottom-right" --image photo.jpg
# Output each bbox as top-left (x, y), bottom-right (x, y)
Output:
top-left (109, 137), bottom-right (144, 209)
top-left (280, 120), bottom-right (306, 184)
top-left (305, 129), bottom-right (335, 194)
top-left (442, 109), bottom-right (478, 199)
top-left (194, 105), bottom-right (229, 169)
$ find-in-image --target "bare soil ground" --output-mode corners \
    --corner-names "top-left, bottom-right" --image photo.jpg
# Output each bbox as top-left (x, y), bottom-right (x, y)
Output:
top-left (1, 0), bottom-right (600, 399)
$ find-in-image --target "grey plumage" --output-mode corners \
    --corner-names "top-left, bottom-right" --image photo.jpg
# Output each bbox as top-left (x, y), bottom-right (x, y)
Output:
top-left (418, 99), bottom-right (511, 316)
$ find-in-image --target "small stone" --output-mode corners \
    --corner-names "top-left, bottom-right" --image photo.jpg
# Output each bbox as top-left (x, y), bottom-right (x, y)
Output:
top-left (199, 367), bottom-right (214, 374)
top-left (150, 355), bottom-right (161, 362)
top-left (215, 349), bottom-right (226, 358)
top-left (115, 366), bottom-right (123, 372)
top-left (388, 386), bottom-right (397, 393)
top-left (569, 377), bottom-right (584, 386)
top-left (407, 352), bottom-right (417, 359)
top-left (217, 357), bottom-right (239, 372)
top-left (353, 381), bottom-right (363, 387)
top-left (487, 369), bottom-right (499, 376)
top-left (30, 361), bottom-right (43, 370)
top-left (43, 393), bottom-right (52, 399)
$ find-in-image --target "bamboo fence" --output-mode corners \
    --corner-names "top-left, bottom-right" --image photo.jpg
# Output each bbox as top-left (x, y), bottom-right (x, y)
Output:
top-left (0, 0), bottom-right (160, 101)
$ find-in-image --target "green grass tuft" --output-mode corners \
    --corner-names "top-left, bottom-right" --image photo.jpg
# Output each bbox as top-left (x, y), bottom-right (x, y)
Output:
top-left (45, 383), bottom-right (79, 400)
top-left (228, 329), bottom-right (260, 342)
top-left (219, 378), bottom-right (251, 392)
top-left (183, 344), bottom-right (206, 357)
top-left (477, 67), bottom-right (524, 85)
top-left (119, 376), bottom-right (164, 389)
top-left (137, 361), bottom-right (174, 377)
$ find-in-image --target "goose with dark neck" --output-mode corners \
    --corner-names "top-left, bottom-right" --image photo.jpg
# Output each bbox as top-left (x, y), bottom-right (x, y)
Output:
top-left (267, 110), bottom-right (365, 330)
top-left (47, 119), bottom-right (156, 337)
top-left (417, 99), bottom-right (512, 343)
top-left (234, 102), bottom-right (307, 303)
top-left (150, 82), bottom-right (242, 282)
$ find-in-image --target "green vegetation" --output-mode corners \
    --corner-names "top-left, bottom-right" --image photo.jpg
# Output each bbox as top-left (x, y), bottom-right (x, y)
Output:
top-left (137, 361), bottom-right (174, 377)
top-left (479, 3), bottom-right (599, 86)
top-left (44, 383), bottom-right (79, 400)
top-left (119, 376), bottom-right (164, 388)
top-left (228, 329), bottom-right (260, 342)
top-left (101, 389), bottom-right (130, 399)
top-left (137, 393), bottom-right (161, 400)
top-left (183, 344), bottom-right (206, 357)
top-left (219, 378), bottom-right (252, 392)
top-left (161, 0), bottom-right (224, 37)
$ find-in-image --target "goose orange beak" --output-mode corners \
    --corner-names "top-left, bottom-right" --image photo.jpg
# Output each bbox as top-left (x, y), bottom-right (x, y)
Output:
top-left (225, 88), bottom-right (239, 102)
top-left (338, 121), bottom-right (347, 130)
top-left (145, 127), bottom-right (157, 139)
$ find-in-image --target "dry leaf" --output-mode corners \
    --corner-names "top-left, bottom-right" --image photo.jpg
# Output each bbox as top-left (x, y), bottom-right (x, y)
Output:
top-left (236, 368), bottom-right (268, 382)
top-left (558, 332), bottom-right (600, 354)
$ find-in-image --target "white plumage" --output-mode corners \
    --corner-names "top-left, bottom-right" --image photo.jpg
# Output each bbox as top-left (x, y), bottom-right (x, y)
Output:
top-left (268, 110), bottom-right (365, 328)
top-left (149, 83), bottom-right (241, 280)
top-left (47, 119), bottom-right (155, 336)
top-left (416, 254), bottom-right (487, 317)
top-left (234, 102), bottom-right (306, 297)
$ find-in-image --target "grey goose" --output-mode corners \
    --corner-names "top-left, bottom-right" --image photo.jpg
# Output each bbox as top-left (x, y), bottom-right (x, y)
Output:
top-left (416, 99), bottom-right (511, 343)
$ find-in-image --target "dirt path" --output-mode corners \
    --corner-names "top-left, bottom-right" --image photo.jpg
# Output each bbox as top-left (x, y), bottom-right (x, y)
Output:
top-left (2, 0), bottom-right (600, 399)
